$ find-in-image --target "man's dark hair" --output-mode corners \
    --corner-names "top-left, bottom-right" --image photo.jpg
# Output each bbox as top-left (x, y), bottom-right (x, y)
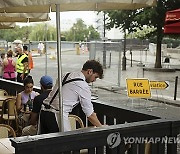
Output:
top-left (42, 84), bottom-right (53, 90)
top-left (82, 60), bottom-right (103, 79)
top-left (23, 45), bottom-right (28, 51)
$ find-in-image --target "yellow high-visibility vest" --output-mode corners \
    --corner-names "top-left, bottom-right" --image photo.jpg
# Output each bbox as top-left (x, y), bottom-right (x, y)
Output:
top-left (16, 54), bottom-right (28, 74)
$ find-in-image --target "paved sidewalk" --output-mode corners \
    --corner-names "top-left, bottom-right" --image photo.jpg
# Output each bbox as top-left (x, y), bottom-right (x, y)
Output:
top-left (31, 49), bottom-right (180, 119)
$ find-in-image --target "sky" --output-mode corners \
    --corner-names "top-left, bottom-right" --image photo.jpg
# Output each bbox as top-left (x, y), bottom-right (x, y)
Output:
top-left (49, 11), bottom-right (97, 26)
top-left (17, 11), bottom-right (97, 27)
top-left (17, 11), bottom-right (123, 39)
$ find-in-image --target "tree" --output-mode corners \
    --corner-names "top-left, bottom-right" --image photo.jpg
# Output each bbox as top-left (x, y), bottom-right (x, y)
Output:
top-left (65, 19), bottom-right (100, 41)
top-left (0, 25), bottom-right (32, 42)
top-left (105, 0), bottom-right (180, 68)
top-left (29, 23), bottom-right (56, 41)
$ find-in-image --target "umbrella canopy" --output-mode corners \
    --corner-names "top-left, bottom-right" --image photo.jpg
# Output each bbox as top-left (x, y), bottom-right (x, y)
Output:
top-left (164, 9), bottom-right (180, 34)
top-left (0, 0), bottom-right (156, 13)
top-left (0, 22), bottom-right (15, 29)
top-left (0, 13), bottom-right (50, 22)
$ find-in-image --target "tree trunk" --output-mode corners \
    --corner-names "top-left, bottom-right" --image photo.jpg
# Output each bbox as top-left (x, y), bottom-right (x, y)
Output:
top-left (154, 25), bottom-right (163, 68)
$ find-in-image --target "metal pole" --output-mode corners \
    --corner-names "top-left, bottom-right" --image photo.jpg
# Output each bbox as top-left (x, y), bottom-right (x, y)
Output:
top-left (45, 23), bottom-right (48, 75)
top-left (130, 48), bottom-right (132, 67)
top-left (56, 4), bottom-right (64, 132)
top-left (174, 76), bottom-right (178, 100)
top-left (122, 30), bottom-right (126, 70)
top-left (118, 42), bottom-right (122, 87)
top-left (109, 51), bottom-right (111, 68)
top-left (28, 40), bottom-right (31, 52)
top-left (103, 12), bottom-right (106, 68)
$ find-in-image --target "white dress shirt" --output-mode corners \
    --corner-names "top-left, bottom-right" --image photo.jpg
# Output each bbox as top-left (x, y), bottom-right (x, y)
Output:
top-left (42, 72), bottom-right (94, 131)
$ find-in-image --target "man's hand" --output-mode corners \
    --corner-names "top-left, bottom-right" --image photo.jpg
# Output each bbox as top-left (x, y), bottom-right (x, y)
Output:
top-left (20, 73), bottom-right (24, 80)
top-left (88, 112), bottom-right (102, 127)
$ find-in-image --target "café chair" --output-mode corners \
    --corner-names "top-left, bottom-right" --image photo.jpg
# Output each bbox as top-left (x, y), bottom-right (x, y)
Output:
top-left (0, 89), bottom-right (8, 96)
top-left (0, 124), bottom-right (16, 138)
top-left (0, 98), bottom-right (16, 127)
top-left (0, 89), bottom-right (9, 112)
top-left (68, 114), bottom-right (84, 130)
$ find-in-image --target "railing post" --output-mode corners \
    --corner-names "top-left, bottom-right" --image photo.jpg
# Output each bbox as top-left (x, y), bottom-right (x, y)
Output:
top-left (174, 76), bottom-right (178, 100)
top-left (109, 51), bottom-right (111, 68)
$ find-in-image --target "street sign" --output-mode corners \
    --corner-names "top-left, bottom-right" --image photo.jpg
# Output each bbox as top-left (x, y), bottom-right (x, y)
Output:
top-left (150, 81), bottom-right (169, 89)
top-left (126, 78), bottom-right (151, 98)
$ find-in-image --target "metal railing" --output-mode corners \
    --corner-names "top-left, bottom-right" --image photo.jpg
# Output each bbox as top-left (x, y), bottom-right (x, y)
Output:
top-left (0, 79), bottom-right (179, 154)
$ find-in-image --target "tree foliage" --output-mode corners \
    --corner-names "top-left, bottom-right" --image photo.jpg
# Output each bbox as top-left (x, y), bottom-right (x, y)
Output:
top-left (0, 19), bottom-right (100, 43)
top-left (104, 0), bottom-right (180, 68)
top-left (0, 25), bottom-right (32, 42)
top-left (29, 23), bottom-right (56, 41)
top-left (64, 19), bottom-right (100, 41)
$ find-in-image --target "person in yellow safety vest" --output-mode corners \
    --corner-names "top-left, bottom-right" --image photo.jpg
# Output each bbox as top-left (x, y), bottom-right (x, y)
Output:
top-left (23, 45), bottom-right (34, 73)
top-left (16, 45), bottom-right (29, 83)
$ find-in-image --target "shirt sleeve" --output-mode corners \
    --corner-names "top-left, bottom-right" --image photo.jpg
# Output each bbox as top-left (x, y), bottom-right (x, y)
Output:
top-left (21, 57), bottom-right (28, 63)
top-left (79, 84), bottom-right (94, 117)
top-left (32, 96), bottom-right (41, 113)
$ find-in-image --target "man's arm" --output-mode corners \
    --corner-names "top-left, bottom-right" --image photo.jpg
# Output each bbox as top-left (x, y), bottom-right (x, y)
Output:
top-left (87, 112), bottom-right (102, 127)
top-left (30, 112), bottom-right (38, 125)
top-left (20, 61), bottom-right (29, 79)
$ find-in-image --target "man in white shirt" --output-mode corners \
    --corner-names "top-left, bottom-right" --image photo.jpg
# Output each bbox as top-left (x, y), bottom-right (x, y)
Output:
top-left (39, 60), bottom-right (104, 134)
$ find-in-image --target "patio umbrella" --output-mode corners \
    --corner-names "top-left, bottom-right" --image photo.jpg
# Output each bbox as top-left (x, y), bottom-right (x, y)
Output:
top-left (0, 0), bottom-right (156, 132)
top-left (0, 13), bottom-right (50, 22)
top-left (0, 22), bottom-right (15, 29)
top-left (164, 9), bottom-right (180, 34)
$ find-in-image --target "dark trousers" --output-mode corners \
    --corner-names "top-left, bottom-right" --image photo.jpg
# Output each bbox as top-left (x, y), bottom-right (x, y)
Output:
top-left (17, 73), bottom-right (28, 83)
top-left (39, 110), bottom-right (59, 134)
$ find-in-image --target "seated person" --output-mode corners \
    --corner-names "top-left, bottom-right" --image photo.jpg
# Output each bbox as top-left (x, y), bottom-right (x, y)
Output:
top-left (16, 76), bottom-right (39, 127)
top-left (22, 75), bottom-right (53, 136)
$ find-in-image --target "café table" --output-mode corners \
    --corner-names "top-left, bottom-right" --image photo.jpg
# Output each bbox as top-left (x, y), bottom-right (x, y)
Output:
top-left (0, 138), bottom-right (15, 154)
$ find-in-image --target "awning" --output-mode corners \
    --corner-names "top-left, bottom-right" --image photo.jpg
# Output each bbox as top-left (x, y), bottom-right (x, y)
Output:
top-left (164, 9), bottom-right (180, 34)
top-left (164, 22), bottom-right (180, 34)
top-left (165, 9), bottom-right (180, 24)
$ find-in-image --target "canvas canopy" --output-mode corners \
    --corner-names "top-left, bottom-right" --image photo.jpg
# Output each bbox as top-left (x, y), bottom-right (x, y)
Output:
top-left (0, 0), bottom-right (156, 13)
top-left (0, 22), bottom-right (15, 29)
top-left (164, 9), bottom-right (180, 34)
top-left (0, 13), bottom-right (50, 22)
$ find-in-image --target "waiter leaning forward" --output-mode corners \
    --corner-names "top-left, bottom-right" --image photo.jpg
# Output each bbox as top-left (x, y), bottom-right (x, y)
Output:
top-left (39, 60), bottom-right (105, 134)
top-left (16, 45), bottom-right (29, 83)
